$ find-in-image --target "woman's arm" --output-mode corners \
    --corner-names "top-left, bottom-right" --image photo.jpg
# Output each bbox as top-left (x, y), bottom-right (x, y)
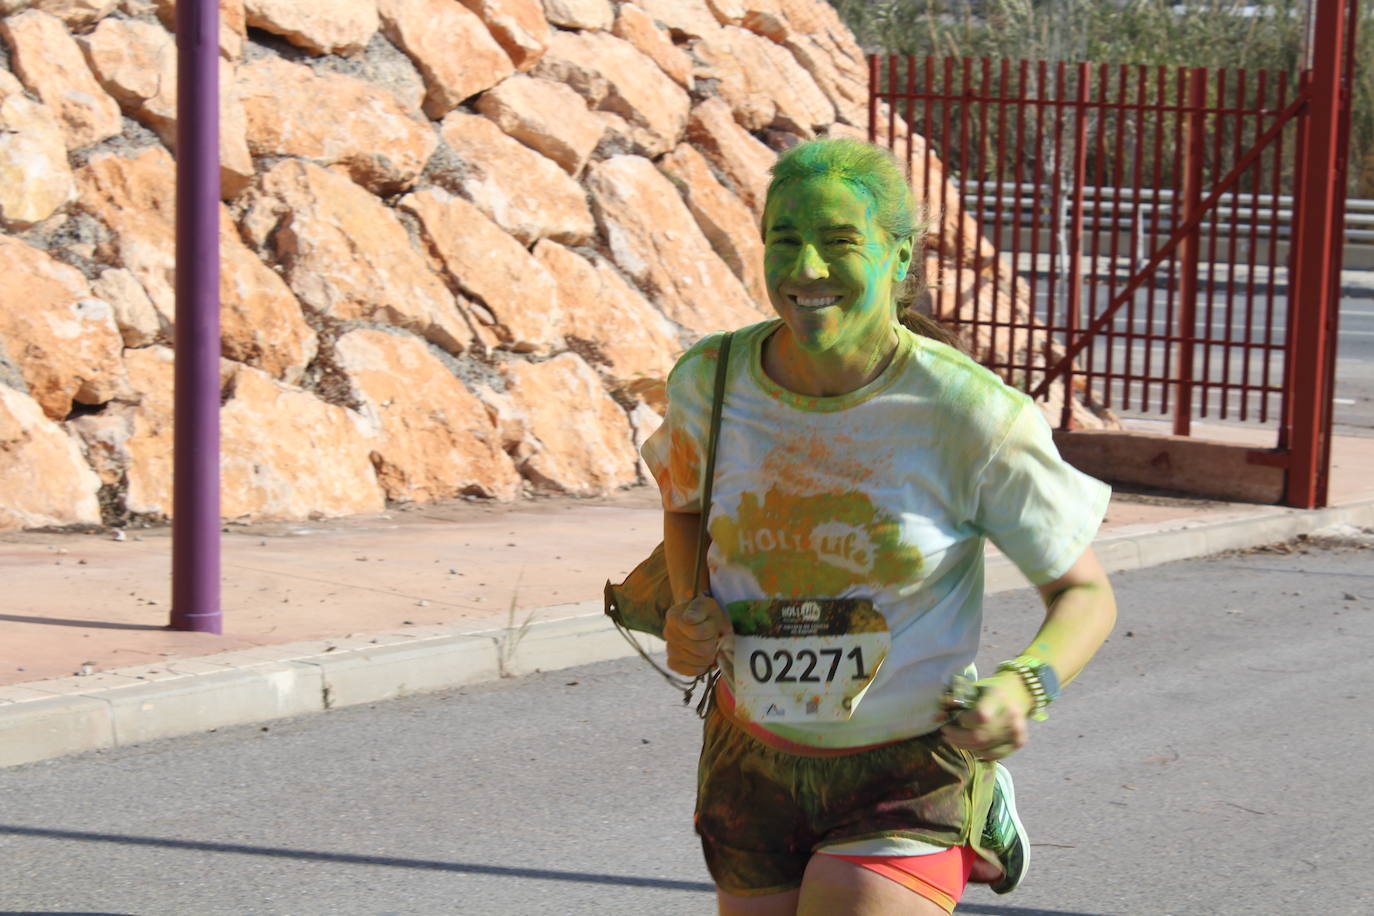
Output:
top-left (1020, 546), bottom-right (1118, 688)
top-left (942, 547), bottom-right (1116, 759)
top-left (663, 509), bottom-right (709, 603)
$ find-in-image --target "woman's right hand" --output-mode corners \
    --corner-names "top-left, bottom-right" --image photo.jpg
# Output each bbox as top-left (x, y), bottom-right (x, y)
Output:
top-left (664, 596), bottom-right (732, 677)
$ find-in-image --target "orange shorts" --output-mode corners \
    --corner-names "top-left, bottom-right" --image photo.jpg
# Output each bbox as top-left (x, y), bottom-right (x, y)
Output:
top-left (819, 844), bottom-right (977, 913)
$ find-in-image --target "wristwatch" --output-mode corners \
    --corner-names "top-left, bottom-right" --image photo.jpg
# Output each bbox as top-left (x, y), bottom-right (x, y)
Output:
top-left (995, 657), bottom-right (1061, 721)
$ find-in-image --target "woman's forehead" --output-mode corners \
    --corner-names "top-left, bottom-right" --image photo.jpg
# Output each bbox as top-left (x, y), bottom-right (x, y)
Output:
top-left (765, 177), bottom-right (876, 227)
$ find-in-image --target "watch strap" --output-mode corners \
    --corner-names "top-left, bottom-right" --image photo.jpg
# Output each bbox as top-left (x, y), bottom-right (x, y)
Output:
top-left (996, 658), bottom-right (1060, 722)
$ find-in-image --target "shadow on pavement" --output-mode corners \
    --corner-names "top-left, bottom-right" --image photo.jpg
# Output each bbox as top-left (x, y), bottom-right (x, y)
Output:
top-left (2, 826), bottom-right (1120, 912)
top-left (0, 824), bottom-right (715, 893)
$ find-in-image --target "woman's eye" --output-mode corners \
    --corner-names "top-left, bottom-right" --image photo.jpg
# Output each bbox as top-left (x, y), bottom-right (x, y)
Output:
top-left (828, 238), bottom-right (858, 248)
top-left (770, 237), bottom-right (800, 248)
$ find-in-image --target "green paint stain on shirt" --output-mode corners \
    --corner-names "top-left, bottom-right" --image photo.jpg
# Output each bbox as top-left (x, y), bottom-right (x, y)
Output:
top-left (711, 486), bottom-right (923, 597)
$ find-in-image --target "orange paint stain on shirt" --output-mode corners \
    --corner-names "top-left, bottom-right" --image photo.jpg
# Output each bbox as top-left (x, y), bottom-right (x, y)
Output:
top-left (759, 432), bottom-right (877, 497)
top-left (663, 425), bottom-right (701, 507)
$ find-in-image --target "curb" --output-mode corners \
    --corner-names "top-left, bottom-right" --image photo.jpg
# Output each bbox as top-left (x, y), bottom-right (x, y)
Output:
top-left (4, 499), bottom-right (1372, 768)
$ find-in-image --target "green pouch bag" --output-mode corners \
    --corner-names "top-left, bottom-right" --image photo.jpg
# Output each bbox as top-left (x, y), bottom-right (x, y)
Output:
top-left (603, 542), bottom-right (676, 638)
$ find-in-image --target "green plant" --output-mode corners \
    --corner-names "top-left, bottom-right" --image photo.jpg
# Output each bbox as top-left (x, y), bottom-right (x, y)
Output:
top-left (496, 567), bottom-right (535, 678)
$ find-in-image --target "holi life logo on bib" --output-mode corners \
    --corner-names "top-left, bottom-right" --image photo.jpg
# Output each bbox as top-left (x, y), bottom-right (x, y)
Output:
top-left (710, 487), bottom-right (924, 595)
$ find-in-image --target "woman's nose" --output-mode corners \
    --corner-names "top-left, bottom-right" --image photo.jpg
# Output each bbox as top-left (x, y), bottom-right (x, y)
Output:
top-left (793, 243), bottom-right (828, 280)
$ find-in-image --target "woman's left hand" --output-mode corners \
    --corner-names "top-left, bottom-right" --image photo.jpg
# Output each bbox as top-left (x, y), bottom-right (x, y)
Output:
top-left (938, 672), bottom-right (1034, 761)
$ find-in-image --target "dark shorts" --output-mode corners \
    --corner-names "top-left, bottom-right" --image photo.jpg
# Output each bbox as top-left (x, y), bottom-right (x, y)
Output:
top-left (694, 701), bottom-right (996, 896)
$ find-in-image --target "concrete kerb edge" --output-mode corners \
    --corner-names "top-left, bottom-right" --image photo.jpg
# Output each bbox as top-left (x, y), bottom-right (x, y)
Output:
top-left (3, 500), bottom-right (1371, 768)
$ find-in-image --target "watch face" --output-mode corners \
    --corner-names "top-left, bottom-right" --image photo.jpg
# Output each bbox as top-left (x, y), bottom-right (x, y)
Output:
top-left (1032, 662), bottom-right (1062, 701)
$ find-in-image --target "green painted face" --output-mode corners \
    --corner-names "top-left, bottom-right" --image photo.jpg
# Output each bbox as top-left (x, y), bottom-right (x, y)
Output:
top-left (762, 177), bottom-right (913, 359)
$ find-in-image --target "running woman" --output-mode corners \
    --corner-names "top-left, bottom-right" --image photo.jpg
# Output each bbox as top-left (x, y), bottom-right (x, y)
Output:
top-left (643, 138), bottom-right (1117, 915)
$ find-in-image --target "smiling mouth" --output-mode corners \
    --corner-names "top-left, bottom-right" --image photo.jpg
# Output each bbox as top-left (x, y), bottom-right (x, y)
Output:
top-left (789, 294), bottom-right (843, 309)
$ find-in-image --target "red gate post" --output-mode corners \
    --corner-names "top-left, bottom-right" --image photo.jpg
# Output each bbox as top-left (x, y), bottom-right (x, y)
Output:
top-left (1061, 63), bottom-right (1091, 429)
top-left (1285, 0), bottom-right (1348, 508)
top-left (1175, 69), bottom-right (1208, 436)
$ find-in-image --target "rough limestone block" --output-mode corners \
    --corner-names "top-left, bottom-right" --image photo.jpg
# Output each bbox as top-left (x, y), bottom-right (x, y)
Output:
top-left (75, 147), bottom-right (319, 383)
top-left (436, 111), bottom-right (595, 244)
top-left (398, 187), bottom-right (564, 353)
top-left (659, 143), bottom-right (768, 308)
top-left (540, 0), bottom-right (611, 31)
top-left (237, 159), bottom-right (466, 356)
top-left (685, 97), bottom-right (777, 216)
top-left (584, 155), bottom-right (763, 334)
top-left (333, 329), bottom-right (523, 502)
top-left (219, 364), bottom-right (388, 520)
top-left (0, 70), bottom-right (75, 229)
top-left (242, 0), bottom-right (377, 55)
top-left (531, 29), bottom-right (689, 157)
top-left (532, 239), bottom-right (680, 380)
top-left (236, 55), bottom-right (436, 195)
top-left (0, 236), bottom-right (127, 419)
top-left (79, 18), bottom-right (255, 197)
top-left (611, 3), bottom-right (693, 89)
top-left (475, 74), bottom-right (603, 176)
top-left (1, 9), bottom-right (122, 149)
top-left (0, 386), bottom-right (103, 530)
top-left (503, 352), bottom-right (640, 495)
top-left (378, 0), bottom-right (514, 118)
top-left (458, 0), bottom-right (550, 71)
top-left (151, 0), bottom-right (248, 61)
top-left (692, 25), bottom-right (834, 136)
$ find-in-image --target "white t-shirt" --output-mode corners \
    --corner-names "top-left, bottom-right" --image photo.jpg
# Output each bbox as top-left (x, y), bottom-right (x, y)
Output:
top-left (642, 319), bottom-right (1111, 749)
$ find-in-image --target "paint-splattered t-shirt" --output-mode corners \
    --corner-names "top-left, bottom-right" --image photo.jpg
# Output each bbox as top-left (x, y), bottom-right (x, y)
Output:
top-left (642, 319), bottom-right (1111, 749)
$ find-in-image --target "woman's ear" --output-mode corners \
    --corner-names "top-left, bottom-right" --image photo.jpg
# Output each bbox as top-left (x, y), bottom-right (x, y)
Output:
top-left (893, 237), bottom-right (915, 281)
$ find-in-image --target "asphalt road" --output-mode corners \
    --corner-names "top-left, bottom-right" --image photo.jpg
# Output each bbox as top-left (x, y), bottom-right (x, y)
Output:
top-left (1023, 280), bottom-right (1374, 435)
top-left (1332, 296), bottom-right (1374, 432)
top-left (3, 538), bottom-right (1373, 916)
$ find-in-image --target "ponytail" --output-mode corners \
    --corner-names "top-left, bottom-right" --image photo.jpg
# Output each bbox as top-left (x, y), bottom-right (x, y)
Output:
top-left (898, 308), bottom-right (963, 351)
top-left (894, 248), bottom-right (964, 352)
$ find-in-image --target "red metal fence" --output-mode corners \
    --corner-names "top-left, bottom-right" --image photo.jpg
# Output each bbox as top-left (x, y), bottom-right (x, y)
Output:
top-left (868, 0), bottom-right (1356, 507)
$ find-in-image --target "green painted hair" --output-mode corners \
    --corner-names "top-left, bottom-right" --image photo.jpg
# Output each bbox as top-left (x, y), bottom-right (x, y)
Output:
top-left (765, 137), bottom-right (960, 350)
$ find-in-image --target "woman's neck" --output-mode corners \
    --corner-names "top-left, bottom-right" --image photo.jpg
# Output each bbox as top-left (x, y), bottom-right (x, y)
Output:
top-left (762, 323), bottom-right (900, 398)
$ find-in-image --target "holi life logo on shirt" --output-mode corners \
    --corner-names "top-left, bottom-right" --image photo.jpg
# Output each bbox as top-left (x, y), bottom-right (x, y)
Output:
top-left (710, 487), bottom-right (924, 595)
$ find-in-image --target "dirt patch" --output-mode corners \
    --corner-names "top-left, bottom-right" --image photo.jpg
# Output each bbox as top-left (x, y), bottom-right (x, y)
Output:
top-left (1217, 529), bottom-right (1374, 557)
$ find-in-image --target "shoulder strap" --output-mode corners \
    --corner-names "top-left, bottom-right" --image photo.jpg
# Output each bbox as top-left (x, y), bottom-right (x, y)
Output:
top-left (690, 332), bottom-right (733, 598)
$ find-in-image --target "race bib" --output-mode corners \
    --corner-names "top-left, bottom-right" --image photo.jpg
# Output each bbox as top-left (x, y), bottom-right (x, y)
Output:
top-left (727, 598), bottom-right (890, 723)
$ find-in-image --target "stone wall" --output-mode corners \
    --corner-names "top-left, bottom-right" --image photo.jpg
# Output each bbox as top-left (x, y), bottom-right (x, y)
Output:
top-left (0, 0), bottom-right (1113, 530)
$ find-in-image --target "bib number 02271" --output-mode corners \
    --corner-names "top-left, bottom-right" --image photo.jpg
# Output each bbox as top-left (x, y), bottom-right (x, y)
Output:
top-left (726, 598), bottom-right (890, 722)
top-left (747, 645), bottom-right (871, 685)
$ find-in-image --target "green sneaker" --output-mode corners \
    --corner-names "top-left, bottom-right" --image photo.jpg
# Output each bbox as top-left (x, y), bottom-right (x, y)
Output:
top-left (981, 762), bottom-right (1029, 894)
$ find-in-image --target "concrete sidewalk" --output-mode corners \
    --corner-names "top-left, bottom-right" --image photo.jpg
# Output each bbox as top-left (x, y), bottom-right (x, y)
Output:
top-left (3, 422), bottom-right (1372, 768)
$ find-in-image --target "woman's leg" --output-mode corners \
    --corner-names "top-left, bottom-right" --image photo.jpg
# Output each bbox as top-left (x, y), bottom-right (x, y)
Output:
top-left (796, 855), bottom-right (951, 916)
top-left (716, 887), bottom-right (800, 916)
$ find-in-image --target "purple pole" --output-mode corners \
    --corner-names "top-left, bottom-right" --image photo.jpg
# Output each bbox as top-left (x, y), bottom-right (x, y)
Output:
top-left (170, 0), bottom-right (221, 633)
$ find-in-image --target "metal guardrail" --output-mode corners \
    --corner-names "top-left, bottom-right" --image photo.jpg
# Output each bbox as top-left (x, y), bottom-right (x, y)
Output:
top-left (962, 182), bottom-right (1374, 244)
